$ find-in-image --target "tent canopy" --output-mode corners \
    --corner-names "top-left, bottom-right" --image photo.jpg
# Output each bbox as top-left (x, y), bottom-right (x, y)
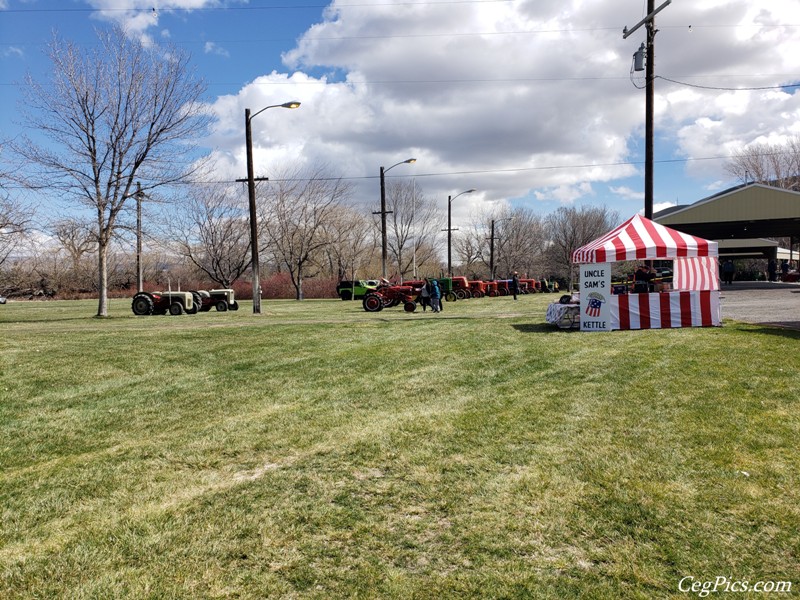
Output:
top-left (572, 213), bottom-right (718, 264)
top-left (573, 214), bottom-right (719, 291)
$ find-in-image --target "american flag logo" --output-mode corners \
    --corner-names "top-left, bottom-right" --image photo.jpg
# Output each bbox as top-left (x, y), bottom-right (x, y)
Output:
top-left (585, 297), bottom-right (604, 317)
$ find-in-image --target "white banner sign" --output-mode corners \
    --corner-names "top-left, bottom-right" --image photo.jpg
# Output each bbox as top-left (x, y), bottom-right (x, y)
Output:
top-left (580, 263), bottom-right (611, 331)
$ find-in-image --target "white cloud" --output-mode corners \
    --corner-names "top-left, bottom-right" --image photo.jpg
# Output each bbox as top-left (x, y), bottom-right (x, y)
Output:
top-left (3, 46), bottom-right (23, 59)
top-left (195, 1), bottom-right (800, 217)
top-left (609, 186), bottom-right (642, 201)
top-left (652, 201), bottom-right (677, 214)
top-left (204, 41), bottom-right (229, 58)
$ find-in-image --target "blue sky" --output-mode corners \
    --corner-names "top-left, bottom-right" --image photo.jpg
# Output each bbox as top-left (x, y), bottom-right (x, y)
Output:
top-left (2, 0), bottom-right (800, 226)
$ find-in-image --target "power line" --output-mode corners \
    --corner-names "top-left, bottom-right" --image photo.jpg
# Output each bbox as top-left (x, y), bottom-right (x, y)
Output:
top-left (656, 75), bottom-right (800, 91)
top-left (0, 0), bottom-right (516, 14)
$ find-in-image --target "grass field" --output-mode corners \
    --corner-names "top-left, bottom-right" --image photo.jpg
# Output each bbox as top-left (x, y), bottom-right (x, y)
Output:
top-left (1, 296), bottom-right (799, 599)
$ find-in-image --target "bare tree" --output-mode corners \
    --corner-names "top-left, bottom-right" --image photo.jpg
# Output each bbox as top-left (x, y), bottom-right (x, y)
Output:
top-left (169, 183), bottom-right (251, 288)
top-left (0, 192), bottom-right (32, 269)
top-left (725, 136), bottom-right (800, 190)
top-left (12, 26), bottom-right (209, 316)
top-left (50, 218), bottom-right (97, 292)
top-left (456, 206), bottom-right (547, 279)
top-left (319, 206), bottom-right (376, 281)
top-left (380, 180), bottom-right (442, 280)
top-left (545, 205), bottom-right (619, 286)
top-left (52, 218), bottom-right (96, 270)
top-left (261, 165), bottom-right (352, 300)
top-left (494, 208), bottom-right (548, 278)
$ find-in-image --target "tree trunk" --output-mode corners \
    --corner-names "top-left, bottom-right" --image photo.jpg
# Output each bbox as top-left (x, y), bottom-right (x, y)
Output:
top-left (96, 239), bottom-right (108, 317)
top-left (295, 263), bottom-right (304, 301)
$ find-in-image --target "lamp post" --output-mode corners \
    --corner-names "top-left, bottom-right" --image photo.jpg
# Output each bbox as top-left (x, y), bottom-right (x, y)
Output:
top-left (245, 101), bottom-right (300, 314)
top-left (376, 158), bottom-right (416, 279)
top-left (489, 217), bottom-right (513, 280)
top-left (444, 189), bottom-right (476, 276)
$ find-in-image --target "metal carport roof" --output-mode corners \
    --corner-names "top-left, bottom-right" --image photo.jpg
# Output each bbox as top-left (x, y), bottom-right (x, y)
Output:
top-left (653, 183), bottom-right (800, 240)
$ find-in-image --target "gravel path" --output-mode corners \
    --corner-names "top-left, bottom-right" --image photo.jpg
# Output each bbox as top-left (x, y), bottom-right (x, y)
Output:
top-left (719, 281), bottom-right (800, 330)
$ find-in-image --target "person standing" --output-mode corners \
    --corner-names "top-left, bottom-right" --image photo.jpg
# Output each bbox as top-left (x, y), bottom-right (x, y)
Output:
top-left (722, 259), bottom-right (735, 285)
top-left (419, 279), bottom-right (431, 311)
top-left (429, 278), bottom-right (441, 313)
top-left (633, 264), bottom-right (654, 293)
top-left (510, 271), bottom-right (520, 300)
top-left (768, 258), bottom-right (777, 282)
top-left (781, 259), bottom-right (790, 281)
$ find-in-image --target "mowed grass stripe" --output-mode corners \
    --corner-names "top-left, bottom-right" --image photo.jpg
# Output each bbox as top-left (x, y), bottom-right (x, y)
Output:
top-left (1, 298), bottom-right (798, 598)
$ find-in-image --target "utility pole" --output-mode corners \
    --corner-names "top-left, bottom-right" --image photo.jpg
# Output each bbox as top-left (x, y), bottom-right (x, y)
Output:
top-left (624, 0), bottom-right (671, 220)
top-left (488, 217), bottom-right (513, 280)
top-left (136, 182), bottom-right (144, 292)
top-left (375, 166), bottom-right (392, 279)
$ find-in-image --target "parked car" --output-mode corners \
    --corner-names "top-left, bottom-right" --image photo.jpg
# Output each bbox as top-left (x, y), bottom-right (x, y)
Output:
top-left (336, 279), bottom-right (379, 301)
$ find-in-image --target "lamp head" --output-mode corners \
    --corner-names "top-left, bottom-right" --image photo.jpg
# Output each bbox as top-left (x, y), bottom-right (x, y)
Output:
top-left (282, 101), bottom-right (301, 109)
top-left (405, 158), bottom-right (417, 164)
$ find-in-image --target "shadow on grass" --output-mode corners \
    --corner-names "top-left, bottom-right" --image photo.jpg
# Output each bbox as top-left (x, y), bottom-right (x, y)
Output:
top-left (512, 323), bottom-right (567, 334)
top-left (745, 323), bottom-right (800, 338)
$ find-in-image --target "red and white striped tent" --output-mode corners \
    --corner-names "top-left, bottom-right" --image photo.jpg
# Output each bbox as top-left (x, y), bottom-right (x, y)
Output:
top-left (571, 214), bottom-right (720, 329)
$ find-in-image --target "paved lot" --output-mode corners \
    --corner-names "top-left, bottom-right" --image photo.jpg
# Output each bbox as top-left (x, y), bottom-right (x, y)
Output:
top-left (719, 281), bottom-right (800, 330)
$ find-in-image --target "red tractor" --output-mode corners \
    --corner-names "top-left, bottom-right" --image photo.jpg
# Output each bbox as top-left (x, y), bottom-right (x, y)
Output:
top-left (469, 280), bottom-right (486, 298)
top-left (451, 276), bottom-right (472, 299)
top-left (520, 278), bottom-right (540, 293)
top-left (362, 279), bottom-right (421, 313)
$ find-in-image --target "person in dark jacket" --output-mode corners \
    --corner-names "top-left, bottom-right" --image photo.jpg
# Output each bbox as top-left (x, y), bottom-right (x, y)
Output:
top-left (722, 259), bottom-right (735, 285)
top-left (633, 265), bottom-right (654, 293)
top-left (510, 272), bottom-right (520, 300)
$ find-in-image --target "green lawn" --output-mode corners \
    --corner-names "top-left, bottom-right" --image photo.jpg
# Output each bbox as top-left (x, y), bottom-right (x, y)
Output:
top-left (1, 296), bottom-right (798, 599)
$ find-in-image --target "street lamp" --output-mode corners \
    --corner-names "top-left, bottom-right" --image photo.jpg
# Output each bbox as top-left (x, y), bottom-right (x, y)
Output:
top-left (245, 101), bottom-right (300, 314)
top-left (444, 189), bottom-right (476, 276)
top-left (489, 217), bottom-right (513, 280)
top-left (376, 158), bottom-right (416, 279)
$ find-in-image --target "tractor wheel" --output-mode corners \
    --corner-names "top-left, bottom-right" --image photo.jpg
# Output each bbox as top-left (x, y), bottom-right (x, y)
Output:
top-left (445, 291), bottom-right (457, 302)
top-left (455, 289), bottom-right (466, 300)
top-left (169, 302), bottom-right (184, 316)
top-left (488, 290), bottom-right (498, 297)
top-left (499, 288), bottom-right (508, 296)
top-left (229, 301), bottom-right (239, 311)
top-left (215, 300), bottom-right (228, 312)
top-left (473, 290), bottom-right (483, 298)
top-left (340, 290), bottom-right (352, 301)
top-left (362, 293), bottom-right (384, 312)
top-left (187, 292), bottom-right (201, 314)
top-left (404, 301), bottom-right (416, 313)
top-left (131, 293), bottom-right (155, 316)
